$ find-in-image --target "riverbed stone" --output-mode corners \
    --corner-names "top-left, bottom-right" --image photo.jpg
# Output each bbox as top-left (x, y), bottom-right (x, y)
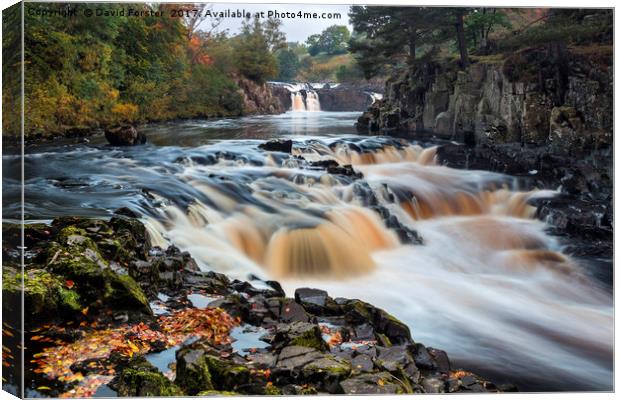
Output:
top-left (105, 125), bottom-right (146, 146)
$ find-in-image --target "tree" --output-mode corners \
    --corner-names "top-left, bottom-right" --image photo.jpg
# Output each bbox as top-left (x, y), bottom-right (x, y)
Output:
top-left (263, 18), bottom-right (287, 52)
top-left (234, 17), bottom-right (279, 82)
top-left (348, 6), bottom-right (445, 77)
top-left (306, 34), bottom-right (322, 56)
top-left (276, 49), bottom-right (299, 81)
top-left (305, 26), bottom-right (351, 56)
top-left (465, 8), bottom-right (512, 51)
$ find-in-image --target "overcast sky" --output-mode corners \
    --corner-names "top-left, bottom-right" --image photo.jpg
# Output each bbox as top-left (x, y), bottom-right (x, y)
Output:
top-left (199, 3), bottom-right (353, 43)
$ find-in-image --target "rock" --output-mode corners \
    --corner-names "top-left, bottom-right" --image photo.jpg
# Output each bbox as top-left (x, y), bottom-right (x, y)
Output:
top-left (301, 356), bottom-right (352, 393)
top-left (339, 372), bottom-right (405, 394)
top-left (2, 267), bottom-right (82, 319)
top-left (275, 345), bottom-right (322, 370)
top-left (271, 321), bottom-right (328, 351)
top-left (412, 344), bottom-right (436, 370)
top-left (105, 125), bottom-right (146, 146)
top-left (117, 357), bottom-right (183, 396)
top-left (351, 354), bottom-right (374, 374)
top-left (421, 375), bottom-right (445, 393)
top-left (175, 348), bottom-right (213, 395)
top-left (294, 288), bottom-right (330, 314)
top-left (427, 348), bottom-right (451, 373)
top-left (258, 139), bottom-right (293, 153)
top-left (374, 345), bottom-right (415, 373)
top-left (340, 299), bottom-right (412, 345)
top-left (46, 225), bottom-right (152, 316)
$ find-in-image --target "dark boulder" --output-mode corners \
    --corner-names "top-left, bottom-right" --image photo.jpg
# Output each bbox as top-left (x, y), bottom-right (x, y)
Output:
top-left (258, 139), bottom-right (293, 153)
top-left (105, 125), bottom-right (146, 146)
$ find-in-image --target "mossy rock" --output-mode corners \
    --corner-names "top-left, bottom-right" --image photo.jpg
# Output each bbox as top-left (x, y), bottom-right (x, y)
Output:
top-left (2, 267), bottom-right (83, 317)
top-left (203, 355), bottom-right (251, 391)
top-left (285, 322), bottom-right (328, 352)
top-left (117, 357), bottom-right (184, 396)
top-left (196, 390), bottom-right (240, 396)
top-left (341, 300), bottom-right (412, 345)
top-left (175, 348), bottom-right (214, 395)
top-left (301, 356), bottom-right (352, 393)
top-left (45, 226), bottom-right (151, 315)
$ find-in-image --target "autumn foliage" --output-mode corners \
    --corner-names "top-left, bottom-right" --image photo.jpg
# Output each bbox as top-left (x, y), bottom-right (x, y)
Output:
top-left (29, 307), bottom-right (239, 398)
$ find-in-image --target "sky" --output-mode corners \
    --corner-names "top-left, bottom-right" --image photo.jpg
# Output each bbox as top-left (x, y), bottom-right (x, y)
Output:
top-left (198, 3), bottom-right (353, 43)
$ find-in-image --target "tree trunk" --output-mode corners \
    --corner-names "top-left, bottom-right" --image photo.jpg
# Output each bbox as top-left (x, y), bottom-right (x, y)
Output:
top-left (455, 11), bottom-right (469, 69)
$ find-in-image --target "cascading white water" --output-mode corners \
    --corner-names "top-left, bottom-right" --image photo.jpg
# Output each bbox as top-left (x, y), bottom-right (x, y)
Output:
top-left (291, 92), bottom-right (306, 112)
top-left (279, 82), bottom-right (321, 112)
top-left (143, 138), bottom-right (612, 391)
top-left (305, 91), bottom-right (321, 111)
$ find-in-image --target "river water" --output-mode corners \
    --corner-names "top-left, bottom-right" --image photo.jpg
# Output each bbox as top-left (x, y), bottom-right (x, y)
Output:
top-left (4, 111), bottom-right (613, 391)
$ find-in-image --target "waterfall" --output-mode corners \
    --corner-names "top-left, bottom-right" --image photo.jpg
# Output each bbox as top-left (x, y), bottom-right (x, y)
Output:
top-left (305, 91), bottom-right (321, 111)
top-left (291, 92), bottom-right (305, 111)
top-left (278, 82), bottom-right (322, 112)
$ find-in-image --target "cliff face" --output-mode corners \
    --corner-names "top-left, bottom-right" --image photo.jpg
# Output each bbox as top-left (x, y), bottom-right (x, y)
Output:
top-left (358, 45), bottom-right (613, 156)
top-left (316, 85), bottom-right (375, 112)
top-left (236, 77), bottom-right (286, 115)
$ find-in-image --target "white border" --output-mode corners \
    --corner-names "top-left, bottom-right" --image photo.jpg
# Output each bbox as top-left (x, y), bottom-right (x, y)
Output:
top-left (0, 1), bottom-right (616, 400)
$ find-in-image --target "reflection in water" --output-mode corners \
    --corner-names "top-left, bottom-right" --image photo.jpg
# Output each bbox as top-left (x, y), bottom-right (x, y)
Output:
top-left (9, 112), bottom-right (613, 391)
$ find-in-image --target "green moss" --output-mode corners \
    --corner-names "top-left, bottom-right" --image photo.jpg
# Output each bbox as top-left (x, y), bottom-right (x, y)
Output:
top-left (298, 385), bottom-right (318, 395)
top-left (104, 272), bottom-right (151, 313)
top-left (263, 384), bottom-right (282, 395)
top-left (302, 356), bottom-right (352, 381)
top-left (3, 267), bottom-right (84, 316)
top-left (118, 368), bottom-right (184, 396)
top-left (289, 326), bottom-right (328, 352)
top-left (204, 355), bottom-right (251, 390)
top-left (197, 390), bottom-right (239, 396)
top-left (175, 350), bottom-right (214, 395)
top-left (58, 287), bottom-right (82, 312)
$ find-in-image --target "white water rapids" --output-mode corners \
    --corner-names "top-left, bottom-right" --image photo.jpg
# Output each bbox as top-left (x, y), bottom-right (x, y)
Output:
top-left (139, 137), bottom-right (612, 391)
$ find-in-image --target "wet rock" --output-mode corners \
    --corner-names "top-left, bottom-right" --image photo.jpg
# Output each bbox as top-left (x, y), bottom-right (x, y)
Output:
top-left (375, 345), bottom-right (415, 373)
top-left (340, 299), bottom-right (412, 345)
top-left (428, 347), bottom-right (451, 373)
top-left (294, 288), bottom-right (340, 316)
top-left (271, 321), bottom-right (328, 352)
top-left (326, 164), bottom-right (363, 179)
top-left (105, 125), bottom-right (146, 146)
top-left (117, 357), bottom-right (183, 396)
top-left (412, 344), bottom-right (437, 370)
top-left (351, 354), bottom-right (374, 374)
top-left (207, 294), bottom-right (250, 321)
top-left (275, 345), bottom-right (322, 371)
top-left (175, 348), bottom-right (214, 395)
top-left (258, 139), bottom-right (293, 153)
top-left (301, 356), bottom-right (352, 393)
top-left (3, 267), bottom-right (83, 319)
top-left (339, 372), bottom-right (405, 394)
top-left (277, 298), bottom-right (312, 323)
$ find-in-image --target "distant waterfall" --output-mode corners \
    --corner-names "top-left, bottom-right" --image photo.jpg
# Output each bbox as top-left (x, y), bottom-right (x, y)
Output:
top-left (276, 82), bottom-right (322, 112)
top-left (305, 91), bottom-right (321, 111)
top-left (291, 92), bottom-right (305, 111)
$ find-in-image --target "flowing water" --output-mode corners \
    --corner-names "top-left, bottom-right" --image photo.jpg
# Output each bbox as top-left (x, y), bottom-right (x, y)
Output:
top-left (4, 111), bottom-right (612, 391)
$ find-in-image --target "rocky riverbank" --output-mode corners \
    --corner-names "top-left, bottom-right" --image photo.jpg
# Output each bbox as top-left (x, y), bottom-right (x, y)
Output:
top-left (3, 210), bottom-right (508, 397)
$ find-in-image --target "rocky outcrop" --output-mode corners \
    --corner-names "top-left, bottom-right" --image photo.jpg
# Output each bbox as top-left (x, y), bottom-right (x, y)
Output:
top-left (358, 45), bottom-right (612, 156)
top-left (236, 77), bottom-right (286, 115)
top-left (316, 85), bottom-right (376, 111)
top-left (105, 125), bottom-right (146, 146)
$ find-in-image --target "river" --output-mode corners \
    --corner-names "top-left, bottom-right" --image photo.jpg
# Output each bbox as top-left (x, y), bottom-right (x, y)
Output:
top-left (4, 110), bottom-right (613, 392)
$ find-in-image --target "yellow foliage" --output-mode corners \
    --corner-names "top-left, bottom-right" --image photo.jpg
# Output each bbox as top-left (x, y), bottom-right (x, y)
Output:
top-left (111, 103), bottom-right (139, 122)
